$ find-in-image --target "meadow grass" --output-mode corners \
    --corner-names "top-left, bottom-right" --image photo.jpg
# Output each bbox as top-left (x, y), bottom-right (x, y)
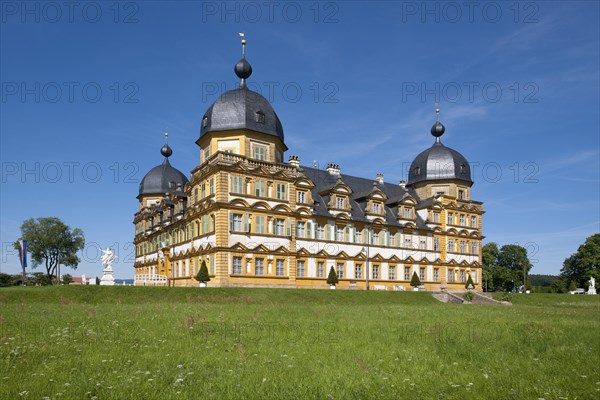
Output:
top-left (1, 286), bottom-right (598, 399)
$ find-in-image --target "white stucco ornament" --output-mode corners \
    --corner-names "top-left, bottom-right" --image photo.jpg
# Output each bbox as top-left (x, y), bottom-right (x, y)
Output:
top-left (100, 248), bottom-right (116, 286)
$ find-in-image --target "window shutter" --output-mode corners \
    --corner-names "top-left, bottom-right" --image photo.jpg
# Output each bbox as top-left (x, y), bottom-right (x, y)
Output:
top-left (243, 214), bottom-right (249, 233)
top-left (229, 212), bottom-right (233, 232)
top-left (286, 218), bottom-right (291, 237)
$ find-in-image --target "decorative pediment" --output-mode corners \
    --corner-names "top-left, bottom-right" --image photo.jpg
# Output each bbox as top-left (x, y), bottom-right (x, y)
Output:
top-left (388, 254), bottom-right (401, 263)
top-left (295, 207), bottom-right (312, 216)
top-left (273, 204), bottom-right (292, 213)
top-left (459, 260), bottom-right (470, 266)
top-left (230, 199), bottom-right (250, 208)
top-left (448, 259), bottom-right (458, 265)
top-left (335, 250), bottom-right (350, 258)
top-left (251, 244), bottom-right (270, 253)
top-left (272, 245), bottom-right (289, 254)
top-left (405, 255), bottom-right (415, 263)
top-left (230, 242), bottom-right (249, 252)
top-left (296, 247), bottom-right (311, 256)
top-left (251, 201), bottom-right (271, 211)
top-left (316, 249), bottom-right (330, 258)
top-left (295, 177), bottom-right (315, 188)
top-left (371, 253), bottom-right (384, 261)
top-left (458, 229), bottom-right (469, 237)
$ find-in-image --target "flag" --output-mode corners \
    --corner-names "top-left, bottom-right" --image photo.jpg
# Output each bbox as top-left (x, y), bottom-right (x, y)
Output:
top-left (20, 240), bottom-right (27, 269)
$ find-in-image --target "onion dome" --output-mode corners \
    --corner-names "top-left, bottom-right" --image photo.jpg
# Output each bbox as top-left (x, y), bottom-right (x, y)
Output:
top-left (407, 111), bottom-right (472, 186)
top-left (138, 132), bottom-right (188, 197)
top-left (198, 35), bottom-right (285, 147)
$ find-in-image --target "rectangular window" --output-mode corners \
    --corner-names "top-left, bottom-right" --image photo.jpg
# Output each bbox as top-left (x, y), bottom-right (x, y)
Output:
top-left (209, 178), bottom-right (214, 195)
top-left (448, 239), bottom-right (455, 252)
top-left (420, 238), bottom-right (426, 250)
top-left (420, 267), bottom-right (425, 282)
top-left (255, 215), bottom-right (265, 234)
top-left (317, 262), bottom-right (324, 278)
top-left (255, 258), bottom-right (264, 275)
top-left (276, 183), bottom-right (287, 200)
top-left (201, 183), bottom-right (206, 198)
top-left (296, 222), bottom-right (305, 238)
top-left (373, 203), bottom-right (380, 214)
top-left (203, 147), bottom-right (210, 162)
top-left (460, 240), bottom-right (466, 253)
top-left (471, 270), bottom-right (477, 284)
top-left (471, 216), bottom-right (477, 228)
top-left (194, 188), bottom-right (198, 203)
top-left (404, 235), bottom-right (412, 248)
top-left (433, 212), bottom-right (439, 223)
top-left (336, 226), bottom-right (344, 241)
top-left (471, 242), bottom-right (478, 254)
top-left (405, 266), bottom-right (411, 281)
top-left (231, 213), bottom-right (243, 231)
top-left (448, 269), bottom-right (455, 283)
top-left (337, 263), bottom-right (344, 279)
top-left (232, 176), bottom-right (244, 194)
top-left (274, 219), bottom-right (285, 236)
top-left (404, 207), bottom-right (410, 218)
top-left (434, 268), bottom-right (439, 282)
top-left (354, 229), bottom-right (362, 243)
top-left (372, 231), bottom-right (379, 245)
top-left (317, 224), bottom-right (324, 240)
top-left (434, 238), bottom-right (440, 251)
top-left (355, 264), bottom-right (362, 279)
top-left (233, 256), bottom-right (242, 275)
top-left (297, 191), bottom-right (306, 203)
top-left (389, 266), bottom-right (395, 280)
top-left (297, 260), bottom-right (305, 277)
top-left (373, 265), bottom-right (379, 280)
top-left (253, 145), bottom-right (267, 160)
top-left (255, 180), bottom-right (265, 197)
top-left (460, 214), bottom-right (465, 226)
top-left (336, 197), bottom-right (344, 209)
top-left (447, 212), bottom-right (453, 225)
top-left (458, 190), bottom-right (464, 200)
top-left (276, 259), bottom-right (284, 276)
top-left (460, 270), bottom-right (465, 283)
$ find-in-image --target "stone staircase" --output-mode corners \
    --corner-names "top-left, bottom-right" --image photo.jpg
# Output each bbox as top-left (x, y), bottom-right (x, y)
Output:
top-left (432, 291), bottom-right (511, 305)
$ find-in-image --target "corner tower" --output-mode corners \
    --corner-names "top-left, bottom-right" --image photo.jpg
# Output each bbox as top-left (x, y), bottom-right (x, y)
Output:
top-left (407, 108), bottom-right (473, 200)
top-left (196, 35), bottom-right (287, 164)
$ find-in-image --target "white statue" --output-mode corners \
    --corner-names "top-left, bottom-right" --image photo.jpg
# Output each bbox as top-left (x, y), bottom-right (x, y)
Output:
top-left (100, 248), bottom-right (116, 286)
top-left (588, 276), bottom-right (597, 295)
top-left (101, 248), bottom-right (115, 269)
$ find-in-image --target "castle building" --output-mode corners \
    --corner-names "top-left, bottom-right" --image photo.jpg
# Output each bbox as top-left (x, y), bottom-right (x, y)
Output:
top-left (133, 41), bottom-right (484, 290)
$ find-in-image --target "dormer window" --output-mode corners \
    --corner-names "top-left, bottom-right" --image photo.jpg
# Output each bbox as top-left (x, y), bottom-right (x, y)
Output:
top-left (404, 207), bottom-right (411, 219)
top-left (373, 202), bottom-right (381, 214)
top-left (202, 116), bottom-right (208, 128)
top-left (460, 164), bottom-right (466, 174)
top-left (255, 111), bottom-right (265, 124)
top-left (415, 166), bottom-right (421, 175)
top-left (336, 197), bottom-right (344, 209)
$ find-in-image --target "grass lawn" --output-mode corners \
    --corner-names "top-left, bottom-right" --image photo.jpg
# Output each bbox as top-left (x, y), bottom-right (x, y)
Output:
top-left (1, 286), bottom-right (599, 399)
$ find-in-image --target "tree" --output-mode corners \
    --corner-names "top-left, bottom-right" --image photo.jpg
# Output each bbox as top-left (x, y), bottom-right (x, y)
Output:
top-left (195, 260), bottom-right (211, 283)
top-left (326, 266), bottom-right (338, 286)
top-left (497, 244), bottom-right (533, 289)
top-left (61, 274), bottom-right (73, 285)
top-left (17, 217), bottom-right (85, 285)
top-left (560, 233), bottom-right (600, 288)
top-left (410, 271), bottom-right (421, 287)
top-left (482, 243), bottom-right (499, 291)
top-left (568, 280), bottom-right (577, 292)
top-left (465, 274), bottom-right (474, 290)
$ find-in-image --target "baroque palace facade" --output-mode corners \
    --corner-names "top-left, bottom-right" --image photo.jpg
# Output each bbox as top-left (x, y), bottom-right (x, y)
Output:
top-left (133, 44), bottom-right (484, 291)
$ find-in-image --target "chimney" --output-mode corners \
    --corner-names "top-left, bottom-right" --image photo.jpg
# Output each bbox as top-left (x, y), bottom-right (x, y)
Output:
top-left (375, 173), bottom-right (384, 184)
top-left (399, 180), bottom-right (406, 189)
top-left (326, 162), bottom-right (340, 176)
top-left (288, 155), bottom-right (300, 168)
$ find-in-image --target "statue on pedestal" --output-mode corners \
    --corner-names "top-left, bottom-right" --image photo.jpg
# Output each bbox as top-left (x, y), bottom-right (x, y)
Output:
top-left (587, 276), bottom-right (596, 295)
top-left (100, 248), bottom-right (116, 286)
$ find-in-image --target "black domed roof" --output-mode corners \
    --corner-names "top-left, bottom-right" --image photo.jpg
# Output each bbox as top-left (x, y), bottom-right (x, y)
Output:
top-left (407, 119), bottom-right (472, 186)
top-left (138, 140), bottom-right (188, 197)
top-left (198, 55), bottom-right (285, 146)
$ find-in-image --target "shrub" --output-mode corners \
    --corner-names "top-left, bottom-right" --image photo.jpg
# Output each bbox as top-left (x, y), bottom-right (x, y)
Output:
top-left (410, 271), bottom-right (421, 287)
top-left (568, 281), bottom-right (577, 292)
top-left (326, 266), bottom-right (339, 286)
top-left (195, 261), bottom-right (211, 283)
top-left (500, 292), bottom-right (512, 302)
top-left (61, 274), bottom-right (73, 285)
top-left (465, 274), bottom-right (474, 290)
top-left (463, 291), bottom-right (474, 302)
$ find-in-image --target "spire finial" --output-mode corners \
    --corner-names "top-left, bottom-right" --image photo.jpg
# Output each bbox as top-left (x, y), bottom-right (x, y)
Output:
top-left (239, 32), bottom-right (246, 57)
top-left (431, 103), bottom-right (445, 142)
top-left (234, 33), bottom-right (252, 88)
top-left (161, 130), bottom-right (173, 158)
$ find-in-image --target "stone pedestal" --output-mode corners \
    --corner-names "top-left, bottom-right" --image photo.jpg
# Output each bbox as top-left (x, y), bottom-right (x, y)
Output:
top-left (100, 266), bottom-right (115, 286)
top-left (587, 288), bottom-right (597, 295)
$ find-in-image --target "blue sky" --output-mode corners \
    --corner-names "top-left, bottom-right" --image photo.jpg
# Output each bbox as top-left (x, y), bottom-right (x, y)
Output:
top-left (1, 1), bottom-right (598, 279)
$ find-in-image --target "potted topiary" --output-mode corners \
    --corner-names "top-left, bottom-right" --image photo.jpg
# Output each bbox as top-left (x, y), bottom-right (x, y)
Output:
top-left (410, 271), bottom-right (421, 291)
top-left (194, 260), bottom-right (211, 287)
top-left (465, 274), bottom-right (474, 291)
top-left (326, 266), bottom-right (339, 289)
